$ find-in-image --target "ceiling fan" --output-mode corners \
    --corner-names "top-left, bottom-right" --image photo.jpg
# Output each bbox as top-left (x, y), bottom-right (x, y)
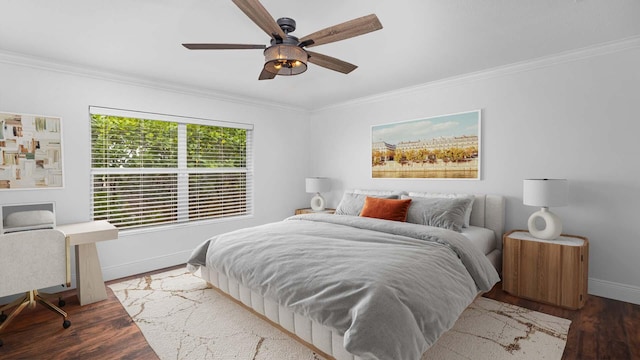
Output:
top-left (182, 0), bottom-right (383, 80)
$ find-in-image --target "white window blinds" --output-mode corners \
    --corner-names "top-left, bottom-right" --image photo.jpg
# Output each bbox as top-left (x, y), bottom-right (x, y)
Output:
top-left (89, 106), bottom-right (253, 230)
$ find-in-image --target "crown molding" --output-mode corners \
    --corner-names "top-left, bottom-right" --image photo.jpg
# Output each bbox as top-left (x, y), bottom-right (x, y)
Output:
top-left (313, 35), bottom-right (640, 113)
top-left (2, 34), bottom-right (639, 114)
top-left (0, 50), bottom-right (307, 113)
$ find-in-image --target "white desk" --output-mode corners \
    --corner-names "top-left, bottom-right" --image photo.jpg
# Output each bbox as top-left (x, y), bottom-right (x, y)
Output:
top-left (57, 220), bottom-right (118, 305)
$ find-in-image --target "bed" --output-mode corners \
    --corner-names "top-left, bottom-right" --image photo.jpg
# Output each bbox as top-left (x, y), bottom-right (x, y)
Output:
top-left (187, 191), bottom-right (505, 360)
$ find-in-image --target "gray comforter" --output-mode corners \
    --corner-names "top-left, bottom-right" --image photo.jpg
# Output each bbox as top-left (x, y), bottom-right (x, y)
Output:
top-left (187, 214), bottom-right (500, 360)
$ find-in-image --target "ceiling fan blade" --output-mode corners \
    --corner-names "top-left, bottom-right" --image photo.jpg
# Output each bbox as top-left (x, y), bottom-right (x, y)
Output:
top-left (182, 43), bottom-right (266, 50)
top-left (259, 68), bottom-right (276, 80)
top-left (299, 14), bottom-right (382, 48)
top-left (306, 51), bottom-right (358, 74)
top-left (232, 0), bottom-right (286, 40)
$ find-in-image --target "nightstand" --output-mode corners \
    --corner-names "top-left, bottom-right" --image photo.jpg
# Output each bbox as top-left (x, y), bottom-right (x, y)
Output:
top-left (502, 230), bottom-right (589, 310)
top-left (295, 208), bottom-right (336, 215)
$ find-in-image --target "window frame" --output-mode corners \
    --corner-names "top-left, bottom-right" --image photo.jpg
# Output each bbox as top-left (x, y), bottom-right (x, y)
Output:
top-left (89, 106), bottom-right (254, 233)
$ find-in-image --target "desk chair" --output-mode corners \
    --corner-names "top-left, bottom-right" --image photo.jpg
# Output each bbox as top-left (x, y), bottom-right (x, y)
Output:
top-left (0, 229), bottom-right (72, 346)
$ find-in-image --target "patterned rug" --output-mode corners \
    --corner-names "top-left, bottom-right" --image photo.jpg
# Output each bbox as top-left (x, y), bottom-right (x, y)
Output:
top-left (109, 268), bottom-right (571, 360)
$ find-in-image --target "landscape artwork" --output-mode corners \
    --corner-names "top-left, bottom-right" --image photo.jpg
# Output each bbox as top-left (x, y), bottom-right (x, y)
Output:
top-left (0, 112), bottom-right (63, 189)
top-left (372, 110), bottom-right (481, 179)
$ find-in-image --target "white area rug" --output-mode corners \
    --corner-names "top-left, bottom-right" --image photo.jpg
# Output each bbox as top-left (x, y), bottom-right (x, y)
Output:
top-left (109, 268), bottom-right (571, 360)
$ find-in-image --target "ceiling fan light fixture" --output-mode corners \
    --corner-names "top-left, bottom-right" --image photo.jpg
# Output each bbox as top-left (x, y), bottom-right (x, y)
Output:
top-left (263, 44), bottom-right (308, 76)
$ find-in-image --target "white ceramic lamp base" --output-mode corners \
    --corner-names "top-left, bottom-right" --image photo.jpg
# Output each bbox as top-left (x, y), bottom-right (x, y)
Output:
top-left (528, 207), bottom-right (562, 240)
top-left (310, 193), bottom-right (326, 211)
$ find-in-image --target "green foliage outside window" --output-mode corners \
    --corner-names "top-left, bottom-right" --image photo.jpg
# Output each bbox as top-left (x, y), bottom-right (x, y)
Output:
top-left (187, 124), bottom-right (246, 168)
top-left (91, 115), bottom-right (178, 168)
top-left (90, 114), bottom-right (249, 229)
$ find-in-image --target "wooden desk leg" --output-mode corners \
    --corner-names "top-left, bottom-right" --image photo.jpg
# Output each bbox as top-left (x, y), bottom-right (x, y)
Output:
top-left (75, 243), bottom-right (108, 305)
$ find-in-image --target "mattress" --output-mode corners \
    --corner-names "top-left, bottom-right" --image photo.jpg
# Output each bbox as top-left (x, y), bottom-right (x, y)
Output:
top-left (462, 225), bottom-right (497, 255)
top-left (463, 226), bottom-right (501, 273)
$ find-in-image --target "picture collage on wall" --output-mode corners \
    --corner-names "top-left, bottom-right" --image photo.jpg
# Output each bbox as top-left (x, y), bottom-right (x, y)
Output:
top-left (0, 111), bottom-right (63, 189)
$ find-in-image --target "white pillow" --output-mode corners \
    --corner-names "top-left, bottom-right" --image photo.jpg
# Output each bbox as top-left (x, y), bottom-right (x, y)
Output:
top-left (407, 192), bottom-right (475, 227)
top-left (3, 210), bottom-right (55, 232)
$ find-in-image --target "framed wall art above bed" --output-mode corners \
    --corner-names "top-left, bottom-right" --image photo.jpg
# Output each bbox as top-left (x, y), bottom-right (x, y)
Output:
top-left (0, 111), bottom-right (63, 190)
top-left (371, 109), bottom-right (481, 180)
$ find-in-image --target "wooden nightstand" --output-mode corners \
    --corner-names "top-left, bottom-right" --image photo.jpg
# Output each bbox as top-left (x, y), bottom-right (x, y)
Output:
top-left (295, 208), bottom-right (336, 215)
top-left (502, 230), bottom-right (589, 310)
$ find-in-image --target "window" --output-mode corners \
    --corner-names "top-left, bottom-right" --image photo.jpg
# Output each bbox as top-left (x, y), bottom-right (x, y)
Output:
top-left (89, 106), bottom-right (253, 230)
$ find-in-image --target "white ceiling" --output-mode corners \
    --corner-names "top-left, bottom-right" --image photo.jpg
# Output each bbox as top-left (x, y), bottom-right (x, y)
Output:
top-left (1, 0), bottom-right (639, 110)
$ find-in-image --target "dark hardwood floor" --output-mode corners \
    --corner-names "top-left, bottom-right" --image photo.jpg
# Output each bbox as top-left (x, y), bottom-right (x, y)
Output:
top-left (484, 284), bottom-right (640, 360)
top-left (1, 265), bottom-right (638, 359)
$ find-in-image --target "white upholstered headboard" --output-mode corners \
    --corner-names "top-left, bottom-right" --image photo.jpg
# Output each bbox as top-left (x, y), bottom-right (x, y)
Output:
top-left (469, 194), bottom-right (506, 250)
top-left (342, 190), bottom-right (505, 249)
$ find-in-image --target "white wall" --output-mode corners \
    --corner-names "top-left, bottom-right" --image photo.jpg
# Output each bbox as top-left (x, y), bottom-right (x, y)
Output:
top-left (0, 58), bottom-right (311, 282)
top-left (309, 44), bottom-right (640, 305)
top-left (2, 42), bottom-right (639, 306)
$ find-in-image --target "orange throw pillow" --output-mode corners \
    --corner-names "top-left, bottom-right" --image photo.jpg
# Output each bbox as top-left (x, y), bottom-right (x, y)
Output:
top-left (360, 196), bottom-right (412, 222)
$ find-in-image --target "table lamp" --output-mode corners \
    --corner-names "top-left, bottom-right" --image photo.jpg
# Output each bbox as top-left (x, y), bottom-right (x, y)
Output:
top-left (523, 178), bottom-right (568, 240)
top-left (305, 177), bottom-right (331, 211)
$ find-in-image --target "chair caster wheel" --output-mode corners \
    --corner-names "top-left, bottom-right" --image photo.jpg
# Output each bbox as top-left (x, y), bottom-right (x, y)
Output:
top-left (58, 299), bottom-right (66, 307)
top-left (63, 320), bottom-right (71, 329)
top-left (0, 313), bottom-right (7, 322)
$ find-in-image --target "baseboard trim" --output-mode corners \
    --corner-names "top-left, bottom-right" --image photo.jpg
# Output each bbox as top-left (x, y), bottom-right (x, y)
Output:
top-left (589, 277), bottom-right (640, 305)
top-left (100, 250), bottom-right (193, 282)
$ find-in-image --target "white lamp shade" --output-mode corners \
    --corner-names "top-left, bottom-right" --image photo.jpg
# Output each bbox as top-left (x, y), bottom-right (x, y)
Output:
top-left (305, 177), bottom-right (331, 194)
top-left (523, 179), bottom-right (568, 207)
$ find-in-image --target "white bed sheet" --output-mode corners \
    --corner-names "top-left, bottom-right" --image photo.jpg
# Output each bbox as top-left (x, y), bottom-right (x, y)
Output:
top-left (461, 225), bottom-right (497, 256)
